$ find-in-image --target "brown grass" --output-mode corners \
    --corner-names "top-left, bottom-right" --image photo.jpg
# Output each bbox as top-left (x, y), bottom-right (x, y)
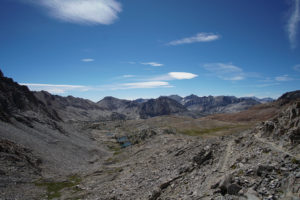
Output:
top-left (205, 103), bottom-right (279, 123)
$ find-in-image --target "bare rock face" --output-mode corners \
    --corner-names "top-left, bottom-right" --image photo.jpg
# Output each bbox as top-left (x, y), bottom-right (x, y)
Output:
top-left (0, 139), bottom-right (43, 199)
top-left (193, 149), bottom-right (213, 166)
top-left (258, 101), bottom-right (300, 145)
top-left (97, 96), bottom-right (135, 111)
top-left (180, 95), bottom-right (260, 113)
top-left (97, 96), bottom-right (188, 119)
top-left (278, 90), bottom-right (300, 105)
top-left (0, 70), bottom-right (60, 122)
top-left (139, 97), bottom-right (187, 119)
top-left (35, 91), bottom-right (107, 121)
top-left (128, 128), bottom-right (157, 144)
top-left (0, 139), bottom-right (42, 177)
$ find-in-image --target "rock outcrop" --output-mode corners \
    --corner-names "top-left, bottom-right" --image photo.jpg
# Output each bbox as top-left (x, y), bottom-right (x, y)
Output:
top-left (139, 97), bottom-right (188, 119)
top-left (0, 70), bottom-right (60, 122)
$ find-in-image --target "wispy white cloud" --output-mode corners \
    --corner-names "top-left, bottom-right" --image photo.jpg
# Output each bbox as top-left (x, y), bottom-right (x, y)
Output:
top-left (81, 58), bottom-right (94, 62)
top-left (21, 81), bottom-right (171, 93)
top-left (255, 83), bottom-right (280, 88)
top-left (256, 74), bottom-right (295, 86)
top-left (119, 81), bottom-right (171, 89)
top-left (149, 72), bottom-right (198, 81)
top-left (168, 72), bottom-right (198, 80)
top-left (21, 71), bottom-right (197, 94)
top-left (203, 63), bottom-right (245, 81)
top-left (88, 81), bottom-right (172, 90)
top-left (293, 64), bottom-right (300, 72)
top-left (287, 0), bottom-right (300, 49)
top-left (122, 75), bottom-right (135, 78)
top-left (167, 32), bottom-right (220, 46)
top-left (28, 0), bottom-right (122, 25)
top-left (275, 75), bottom-right (294, 81)
top-left (141, 62), bottom-right (164, 67)
top-left (21, 83), bottom-right (90, 94)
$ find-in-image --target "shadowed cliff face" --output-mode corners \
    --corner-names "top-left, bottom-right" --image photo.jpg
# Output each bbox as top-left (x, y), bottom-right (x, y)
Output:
top-left (139, 97), bottom-right (188, 119)
top-left (277, 90), bottom-right (300, 105)
top-left (0, 71), bottom-right (111, 199)
top-left (0, 70), bottom-right (60, 122)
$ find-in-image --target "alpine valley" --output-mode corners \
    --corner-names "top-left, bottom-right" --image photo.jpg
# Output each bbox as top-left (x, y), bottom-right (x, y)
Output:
top-left (0, 71), bottom-right (299, 200)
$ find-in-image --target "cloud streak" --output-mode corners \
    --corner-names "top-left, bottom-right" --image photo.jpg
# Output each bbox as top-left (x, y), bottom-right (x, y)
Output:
top-left (119, 81), bottom-right (171, 89)
top-left (122, 75), bottom-right (135, 78)
top-left (255, 83), bottom-right (280, 88)
top-left (275, 75), bottom-right (294, 82)
top-left (167, 33), bottom-right (220, 46)
top-left (287, 0), bottom-right (300, 49)
top-left (147, 72), bottom-right (198, 81)
top-left (21, 83), bottom-right (90, 94)
top-left (293, 64), bottom-right (300, 72)
top-left (21, 71), bottom-right (197, 94)
top-left (168, 72), bottom-right (198, 80)
top-left (81, 58), bottom-right (94, 62)
top-left (141, 62), bottom-right (164, 67)
top-left (29, 0), bottom-right (122, 25)
top-left (203, 63), bottom-right (245, 81)
top-left (22, 81), bottom-right (172, 93)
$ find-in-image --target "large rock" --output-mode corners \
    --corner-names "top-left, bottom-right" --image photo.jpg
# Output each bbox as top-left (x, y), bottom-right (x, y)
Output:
top-left (227, 184), bottom-right (242, 195)
top-left (193, 150), bottom-right (213, 166)
top-left (289, 127), bottom-right (300, 144)
top-left (256, 165), bottom-right (275, 177)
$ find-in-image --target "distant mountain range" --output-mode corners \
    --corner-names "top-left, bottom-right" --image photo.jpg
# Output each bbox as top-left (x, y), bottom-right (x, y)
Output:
top-left (96, 96), bottom-right (187, 119)
top-left (166, 94), bottom-right (273, 114)
top-left (0, 70), bottom-right (274, 122)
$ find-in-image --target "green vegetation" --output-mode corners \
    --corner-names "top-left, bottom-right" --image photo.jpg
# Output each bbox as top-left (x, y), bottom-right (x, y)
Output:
top-left (35, 175), bottom-right (82, 200)
top-left (105, 167), bottom-right (123, 175)
top-left (238, 169), bottom-right (244, 176)
top-left (105, 156), bottom-right (120, 164)
top-left (105, 141), bottom-right (122, 155)
top-left (181, 126), bottom-right (236, 136)
top-left (291, 157), bottom-right (300, 165)
top-left (230, 164), bottom-right (237, 169)
top-left (180, 124), bottom-right (251, 136)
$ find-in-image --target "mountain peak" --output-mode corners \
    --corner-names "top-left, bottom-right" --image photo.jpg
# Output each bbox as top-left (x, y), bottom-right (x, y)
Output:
top-left (278, 90), bottom-right (300, 105)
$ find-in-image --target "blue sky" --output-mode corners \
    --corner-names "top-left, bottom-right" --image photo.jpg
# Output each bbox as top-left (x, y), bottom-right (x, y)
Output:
top-left (1, 0), bottom-right (300, 101)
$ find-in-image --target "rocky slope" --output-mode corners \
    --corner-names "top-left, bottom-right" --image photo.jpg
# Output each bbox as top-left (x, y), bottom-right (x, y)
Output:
top-left (97, 96), bottom-right (189, 119)
top-left (34, 91), bottom-right (108, 122)
top-left (61, 98), bottom-right (300, 200)
top-left (95, 94), bottom-right (262, 119)
top-left (174, 94), bottom-right (261, 114)
top-left (0, 70), bottom-right (60, 123)
top-left (277, 90), bottom-right (300, 105)
top-left (0, 139), bottom-right (44, 199)
top-left (139, 97), bottom-right (188, 119)
top-left (246, 96), bottom-right (274, 103)
top-left (0, 71), bottom-right (111, 199)
top-left (0, 70), bottom-right (299, 199)
top-left (97, 96), bottom-right (140, 119)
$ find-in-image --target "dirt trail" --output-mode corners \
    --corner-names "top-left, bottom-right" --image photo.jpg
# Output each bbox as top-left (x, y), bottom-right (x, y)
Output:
top-left (217, 140), bottom-right (233, 173)
top-left (254, 134), bottom-right (300, 160)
